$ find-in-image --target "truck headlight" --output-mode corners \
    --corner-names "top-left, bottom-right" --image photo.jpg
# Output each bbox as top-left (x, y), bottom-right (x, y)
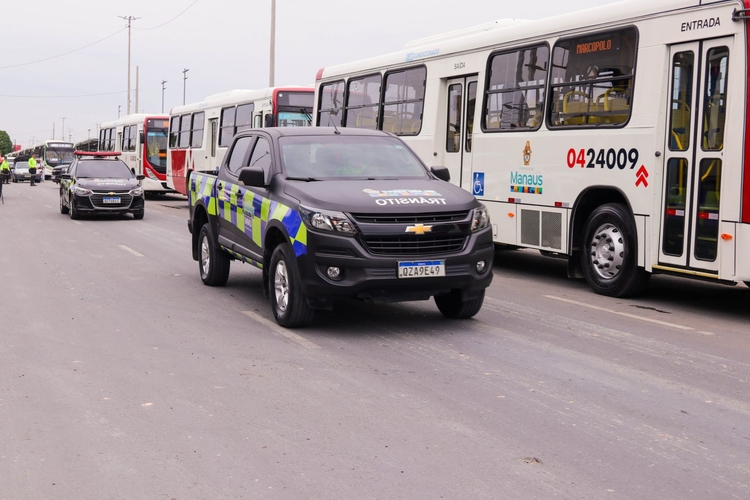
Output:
top-left (300, 206), bottom-right (357, 234)
top-left (73, 186), bottom-right (92, 196)
top-left (129, 187), bottom-right (143, 196)
top-left (470, 205), bottom-right (490, 232)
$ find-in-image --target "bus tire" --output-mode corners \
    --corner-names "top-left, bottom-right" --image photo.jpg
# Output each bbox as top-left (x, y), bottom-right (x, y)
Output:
top-left (198, 224), bottom-right (230, 286)
top-left (435, 289), bottom-right (485, 319)
top-left (581, 203), bottom-right (649, 297)
top-left (59, 190), bottom-right (69, 214)
top-left (269, 243), bottom-right (315, 328)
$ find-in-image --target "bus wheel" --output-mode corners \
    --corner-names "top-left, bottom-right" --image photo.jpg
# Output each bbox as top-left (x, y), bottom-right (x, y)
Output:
top-left (269, 243), bottom-right (314, 328)
top-left (435, 289), bottom-right (485, 319)
top-left (581, 203), bottom-right (649, 297)
top-left (199, 224), bottom-right (230, 286)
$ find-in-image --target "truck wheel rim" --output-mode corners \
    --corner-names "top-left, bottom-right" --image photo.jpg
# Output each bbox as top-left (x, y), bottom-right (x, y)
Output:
top-left (200, 235), bottom-right (210, 276)
top-left (274, 261), bottom-right (289, 313)
top-left (589, 223), bottom-right (625, 280)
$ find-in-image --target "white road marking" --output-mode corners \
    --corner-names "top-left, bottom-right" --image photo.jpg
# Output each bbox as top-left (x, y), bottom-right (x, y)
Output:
top-left (697, 331), bottom-right (716, 336)
top-left (241, 310), bottom-right (321, 349)
top-left (119, 245), bottom-right (144, 257)
top-left (544, 295), bottom-right (694, 331)
top-left (73, 220), bottom-right (83, 226)
top-left (44, 205), bottom-right (52, 209)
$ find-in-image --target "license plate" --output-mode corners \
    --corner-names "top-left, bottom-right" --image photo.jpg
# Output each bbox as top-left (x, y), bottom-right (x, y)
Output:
top-left (103, 197), bottom-right (121, 204)
top-left (398, 260), bottom-right (445, 279)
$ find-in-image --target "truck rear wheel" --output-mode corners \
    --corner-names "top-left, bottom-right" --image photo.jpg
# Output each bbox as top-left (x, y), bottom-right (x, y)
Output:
top-left (199, 224), bottom-right (230, 286)
top-left (581, 203), bottom-right (649, 297)
top-left (435, 289), bottom-right (485, 319)
top-left (269, 243), bottom-right (314, 328)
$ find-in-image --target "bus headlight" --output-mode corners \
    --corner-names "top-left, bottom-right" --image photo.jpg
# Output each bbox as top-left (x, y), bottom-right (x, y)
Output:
top-left (300, 206), bottom-right (357, 234)
top-left (470, 205), bottom-right (490, 232)
top-left (129, 187), bottom-right (143, 196)
top-left (73, 186), bottom-right (92, 196)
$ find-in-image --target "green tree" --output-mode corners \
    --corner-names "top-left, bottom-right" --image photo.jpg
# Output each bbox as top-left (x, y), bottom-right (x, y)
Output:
top-left (0, 131), bottom-right (12, 157)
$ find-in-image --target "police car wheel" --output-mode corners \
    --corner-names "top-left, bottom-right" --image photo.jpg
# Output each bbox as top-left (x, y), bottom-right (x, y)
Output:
top-left (198, 224), bottom-right (230, 286)
top-left (435, 289), bottom-right (485, 319)
top-left (69, 200), bottom-right (79, 220)
top-left (59, 190), bottom-right (69, 214)
top-left (269, 243), bottom-right (314, 328)
top-left (581, 203), bottom-right (649, 297)
top-left (133, 212), bottom-right (144, 220)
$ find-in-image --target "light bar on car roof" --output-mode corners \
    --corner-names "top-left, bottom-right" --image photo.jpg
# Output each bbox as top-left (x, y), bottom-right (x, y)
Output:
top-left (74, 151), bottom-right (122, 157)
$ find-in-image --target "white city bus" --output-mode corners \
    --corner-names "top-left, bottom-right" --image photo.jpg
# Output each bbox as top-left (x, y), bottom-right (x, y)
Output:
top-left (99, 114), bottom-right (170, 193)
top-left (167, 86), bottom-right (313, 195)
top-left (31, 140), bottom-right (75, 179)
top-left (313, 0), bottom-right (750, 297)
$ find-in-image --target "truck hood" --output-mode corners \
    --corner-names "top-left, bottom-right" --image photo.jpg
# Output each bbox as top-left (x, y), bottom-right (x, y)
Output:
top-left (282, 178), bottom-right (479, 213)
top-left (76, 178), bottom-right (139, 191)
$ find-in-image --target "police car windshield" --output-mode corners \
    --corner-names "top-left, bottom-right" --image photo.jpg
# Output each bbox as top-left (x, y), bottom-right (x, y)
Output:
top-left (14, 162), bottom-right (29, 169)
top-left (280, 136), bottom-right (427, 180)
top-left (76, 160), bottom-right (133, 179)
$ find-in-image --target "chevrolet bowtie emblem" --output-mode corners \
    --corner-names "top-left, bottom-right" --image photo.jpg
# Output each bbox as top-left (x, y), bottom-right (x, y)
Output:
top-left (405, 224), bottom-right (432, 235)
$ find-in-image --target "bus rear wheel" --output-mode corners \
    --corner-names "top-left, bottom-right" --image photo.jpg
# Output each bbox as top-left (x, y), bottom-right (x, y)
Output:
top-left (581, 203), bottom-right (649, 297)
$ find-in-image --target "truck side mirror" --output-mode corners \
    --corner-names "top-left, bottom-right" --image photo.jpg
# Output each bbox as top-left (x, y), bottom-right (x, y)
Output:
top-left (430, 166), bottom-right (450, 182)
top-left (264, 114), bottom-right (275, 127)
top-left (238, 167), bottom-right (266, 187)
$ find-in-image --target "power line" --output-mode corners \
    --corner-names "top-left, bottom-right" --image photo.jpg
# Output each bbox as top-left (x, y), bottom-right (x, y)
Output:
top-left (0, 28), bottom-right (126, 70)
top-left (0, 90), bottom-right (127, 99)
top-left (134, 0), bottom-right (200, 30)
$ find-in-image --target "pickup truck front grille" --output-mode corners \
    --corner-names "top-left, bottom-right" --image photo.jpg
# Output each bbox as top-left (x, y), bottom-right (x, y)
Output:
top-left (362, 235), bottom-right (467, 256)
top-left (350, 211), bottom-right (469, 224)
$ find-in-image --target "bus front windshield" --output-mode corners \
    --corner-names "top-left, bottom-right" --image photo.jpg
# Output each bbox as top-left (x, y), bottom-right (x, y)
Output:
top-left (45, 147), bottom-right (75, 166)
top-left (146, 129), bottom-right (168, 170)
top-left (276, 91), bottom-right (314, 127)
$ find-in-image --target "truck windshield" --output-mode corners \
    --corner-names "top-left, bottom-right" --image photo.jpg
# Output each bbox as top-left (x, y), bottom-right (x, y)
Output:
top-left (279, 136), bottom-right (427, 179)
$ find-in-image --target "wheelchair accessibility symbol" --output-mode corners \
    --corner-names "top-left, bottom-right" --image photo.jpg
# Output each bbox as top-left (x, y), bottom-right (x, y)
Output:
top-left (472, 172), bottom-right (485, 196)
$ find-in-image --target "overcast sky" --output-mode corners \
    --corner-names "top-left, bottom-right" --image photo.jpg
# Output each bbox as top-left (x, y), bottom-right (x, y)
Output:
top-left (2, 0), bottom-right (620, 148)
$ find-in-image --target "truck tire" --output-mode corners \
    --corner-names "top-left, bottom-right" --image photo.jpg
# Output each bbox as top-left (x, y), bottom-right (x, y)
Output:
top-left (269, 243), bottom-right (315, 328)
top-left (59, 190), bottom-right (69, 214)
top-left (198, 224), bottom-right (230, 286)
top-left (580, 203), bottom-right (649, 297)
top-left (435, 289), bottom-right (485, 319)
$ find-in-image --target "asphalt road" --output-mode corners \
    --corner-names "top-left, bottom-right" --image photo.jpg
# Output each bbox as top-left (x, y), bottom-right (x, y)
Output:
top-left (1, 180), bottom-right (749, 499)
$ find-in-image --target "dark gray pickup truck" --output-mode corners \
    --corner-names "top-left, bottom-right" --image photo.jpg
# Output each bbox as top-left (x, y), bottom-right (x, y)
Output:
top-left (188, 127), bottom-right (493, 327)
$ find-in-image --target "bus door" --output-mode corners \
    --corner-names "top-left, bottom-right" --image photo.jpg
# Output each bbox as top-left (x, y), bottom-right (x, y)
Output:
top-left (659, 38), bottom-right (731, 273)
top-left (209, 118), bottom-right (218, 160)
top-left (443, 76), bottom-right (478, 190)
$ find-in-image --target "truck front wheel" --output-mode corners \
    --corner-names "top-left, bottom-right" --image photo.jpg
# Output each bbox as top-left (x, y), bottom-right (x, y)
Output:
top-left (435, 289), bottom-right (485, 319)
top-left (199, 224), bottom-right (230, 286)
top-left (269, 244), bottom-right (314, 328)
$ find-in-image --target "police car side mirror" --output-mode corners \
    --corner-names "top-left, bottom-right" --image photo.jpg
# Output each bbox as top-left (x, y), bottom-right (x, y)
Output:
top-left (238, 167), bottom-right (266, 187)
top-left (61, 174), bottom-right (71, 180)
top-left (136, 174), bottom-right (146, 181)
top-left (431, 166), bottom-right (450, 182)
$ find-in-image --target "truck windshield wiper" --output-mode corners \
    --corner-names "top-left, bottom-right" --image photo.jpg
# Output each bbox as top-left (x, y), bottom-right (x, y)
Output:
top-left (286, 176), bottom-right (320, 182)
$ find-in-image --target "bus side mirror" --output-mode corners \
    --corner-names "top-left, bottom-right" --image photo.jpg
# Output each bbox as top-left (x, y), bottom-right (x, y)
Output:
top-left (140, 132), bottom-right (145, 144)
top-left (264, 114), bottom-right (275, 127)
top-left (431, 166), bottom-right (450, 182)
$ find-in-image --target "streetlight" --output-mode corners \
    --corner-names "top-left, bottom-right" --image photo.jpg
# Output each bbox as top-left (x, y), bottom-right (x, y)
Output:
top-left (269, 0), bottom-right (276, 87)
top-left (161, 79), bottom-right (167, 113)
top-left (119, 15), bottom-right (141, 114)
top-left (182, 68), bottom-right (189, 105)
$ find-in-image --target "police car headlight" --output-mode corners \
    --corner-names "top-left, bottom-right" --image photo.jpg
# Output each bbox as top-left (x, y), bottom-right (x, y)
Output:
top-left (129, 187), bottom-right (143, 196)
top-left (300, 206), bottom-right (357, 234)
top-left (73, 186), bottom-right (92, 196)
top-left (470, 205), bottom-right (490, 232)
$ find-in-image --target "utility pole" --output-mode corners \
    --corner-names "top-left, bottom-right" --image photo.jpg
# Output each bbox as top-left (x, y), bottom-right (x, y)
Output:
top-left (182, 68), bottom-right (189, 105)
top-left (135, 65), bottom-right (140, 114)
top-left (119, 15), bottom-right (141, 115)
top-left (61, 117), bottom-right (66, 139)
top-left (269, 0), bottom-right (276, 87)
top-left (161, 80), bottom-right (167, 113)
top-left (88, 129), bottom-right (91, 140)
top-left (118, 105), bottom-right (121, 118)
top-left (68, 129), bottom-right (72, 142)
top-left (53, 122), bottom-right (56, 140)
